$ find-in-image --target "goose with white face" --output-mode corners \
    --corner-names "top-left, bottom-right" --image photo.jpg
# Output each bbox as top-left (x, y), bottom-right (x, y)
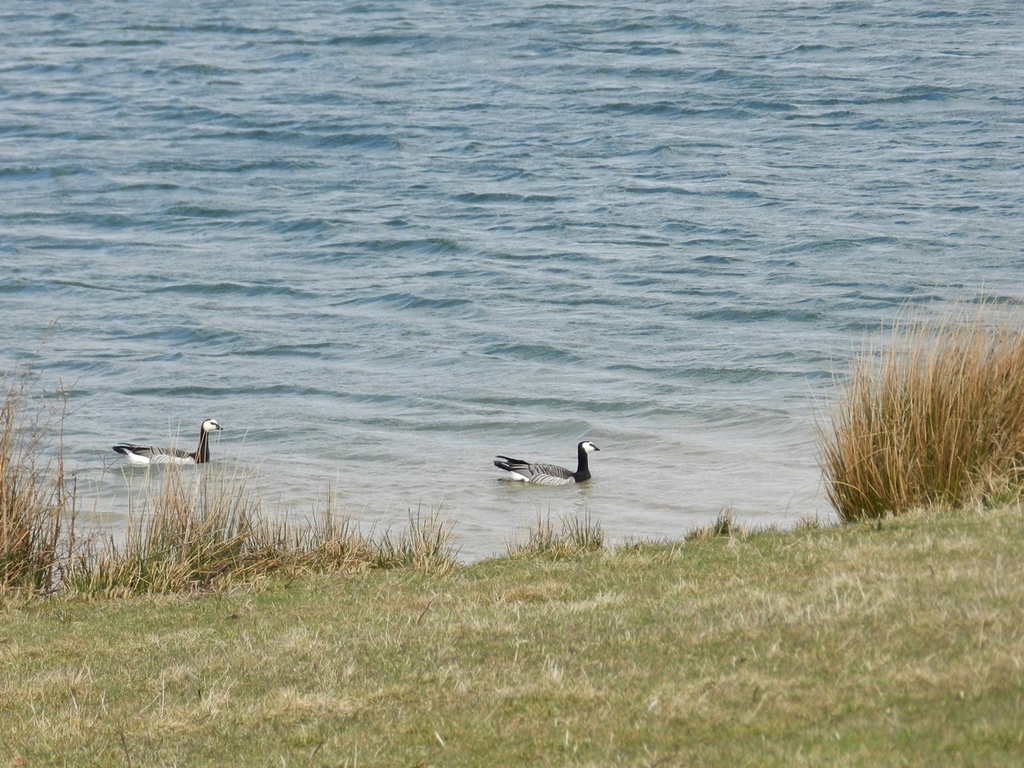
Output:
top-left (493, 440), bottom-right (600, 485)
top-left (113, 419), bottom-right (223, 466)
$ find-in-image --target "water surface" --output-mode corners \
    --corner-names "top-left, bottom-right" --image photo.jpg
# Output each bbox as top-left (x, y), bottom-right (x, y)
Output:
top-left (3, 1), bottom-right (1024, 559)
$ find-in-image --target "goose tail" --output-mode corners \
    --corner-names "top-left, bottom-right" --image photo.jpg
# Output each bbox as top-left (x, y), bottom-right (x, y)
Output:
top-left (494, 455), bottom-right (524, 473)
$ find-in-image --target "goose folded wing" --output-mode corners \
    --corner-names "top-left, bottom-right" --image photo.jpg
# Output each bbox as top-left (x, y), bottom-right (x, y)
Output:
top-left (525, 462), bottom-right (574, 480)
top-left (114, 444), bottom-right (194, 462)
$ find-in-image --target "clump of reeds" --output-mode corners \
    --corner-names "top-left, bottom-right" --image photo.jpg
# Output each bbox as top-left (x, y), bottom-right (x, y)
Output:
top-left (65, 465), bottom-right (266, 596)
top-left (506, 510), bottom-right (604, 558)
top-left (0, 373), bottom-right (69, 595)
top-left (64, 469), bottom-right (461, 597)
top-left (819, 309), bottom-right (1024, 522)
top-left (253, 500), bottom-right (378, 576)
top-left (1, 368), bottom-right (464, 599)
top-left (373, 505), bottom-right (459, 577)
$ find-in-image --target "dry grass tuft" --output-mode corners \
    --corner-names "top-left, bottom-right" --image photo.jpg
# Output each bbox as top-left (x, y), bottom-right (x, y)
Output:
top-left (0, 373), bottom-right (69, 595)
top-left (252, 501), bottom-right (378, 576)
top-left (0, 366), bottom-right (462, 601)
top-left (63, 475), bottom-right (461, 596)
top-left (65, 465), bottom-right (266, 596)
top-left (373, 505), bottom-right (459, 577)
top-left (684, 510), bottom-right (741, 542)
top-left (505, 510), bottom-right (604, 558)
top-left (820, 307), bottom-right (1024, 521)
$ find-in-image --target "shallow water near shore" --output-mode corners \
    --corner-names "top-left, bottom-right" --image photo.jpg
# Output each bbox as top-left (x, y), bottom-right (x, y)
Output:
top-left (3, 1), bottom-right (1024, 560)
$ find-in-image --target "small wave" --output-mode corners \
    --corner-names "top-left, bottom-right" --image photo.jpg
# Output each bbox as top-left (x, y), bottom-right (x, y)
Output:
top-left (121, 383), bottom-right (337, 398)
top-left (166, 63), bottom-right (229, 77)
top-left (236, 343), bottom-right (332, 359)
top-left (777, 43), bottom-right (834, 55)
top-left (311, 132), bottom-right (402, 151)
top-left (483, 342), bottom-right (584, 366)
top-left (594, 101), bottom-right (687, 117)
top-left (150, 282), bottom-right (318, 300)
top-left (342, 292), bottom-right (475, 312)
top-left (735, 99), bottom-right (798, 114)
top-left (0, 165), bottom-right (58, 179)
top-left (886, 85), bottom-right (960, 104)
top-left (273, 217), bottom-right (336, 235)
top-left (162, 204), bottom-right (243, 220)
top-left (453, 192), bottom-right (561, 205)
top-left (690, 306), bottom-right (824, 324)
top-left (694, 254), bottom-right (740, 265)
top-left (345, 238), bottom-right (462, 257)
top-left (324, 32), bottom-right (435, 49)
top-left (122, 327), bottom-right (243, 348)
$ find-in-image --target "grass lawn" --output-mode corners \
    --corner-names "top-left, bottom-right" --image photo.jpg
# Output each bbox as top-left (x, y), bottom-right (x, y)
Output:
top-left (2, 504), bottom-right (1022, 767)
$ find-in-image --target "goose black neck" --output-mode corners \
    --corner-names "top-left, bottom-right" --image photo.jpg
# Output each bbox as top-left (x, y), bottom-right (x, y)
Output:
top-left (574, 443), bottom-right (592, 482)
top-left (195, 428), bottom-right (211, 464)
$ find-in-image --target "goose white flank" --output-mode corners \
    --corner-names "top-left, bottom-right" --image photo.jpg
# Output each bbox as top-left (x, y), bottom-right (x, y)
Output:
top-left (112, 419), bottom-right (223, 466)
top-left (493, 440), bottom-right (600, 485)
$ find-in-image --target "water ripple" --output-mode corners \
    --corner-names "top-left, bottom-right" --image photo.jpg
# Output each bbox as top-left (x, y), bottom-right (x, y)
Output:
top-left (3, 0), bottom-right (1024, 558)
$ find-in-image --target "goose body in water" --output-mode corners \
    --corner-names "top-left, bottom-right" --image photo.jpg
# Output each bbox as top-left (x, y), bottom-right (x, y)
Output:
top-left (493, 440), bottom-right (600, 485)
top-left (113, 419), bottom-right (223, 466)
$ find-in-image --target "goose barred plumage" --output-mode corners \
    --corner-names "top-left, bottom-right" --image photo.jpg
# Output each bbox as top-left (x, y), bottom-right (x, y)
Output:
top-left (112, 419), bottom-right (223, 466)
top-left (493, 440), bottom-right (600, 485)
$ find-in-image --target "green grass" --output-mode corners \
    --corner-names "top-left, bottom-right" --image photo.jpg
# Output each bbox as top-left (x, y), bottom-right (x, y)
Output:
top-left (2, 504), bottom-right (1023, 766)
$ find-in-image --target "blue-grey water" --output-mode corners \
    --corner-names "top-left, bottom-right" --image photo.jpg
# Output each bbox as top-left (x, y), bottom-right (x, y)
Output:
top-left (3, 1), bottom-right (1024, 560)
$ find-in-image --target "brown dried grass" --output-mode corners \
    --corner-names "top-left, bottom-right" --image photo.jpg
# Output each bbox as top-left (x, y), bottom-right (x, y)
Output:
top-left (0, 372), bottom-right (69, 595)
top-left (820, 307), bottom-right (1024, 521)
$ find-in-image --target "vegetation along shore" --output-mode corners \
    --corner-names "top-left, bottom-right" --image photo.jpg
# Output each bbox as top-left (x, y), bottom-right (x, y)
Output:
top-left (2, 311), bottom-right (1023, 765)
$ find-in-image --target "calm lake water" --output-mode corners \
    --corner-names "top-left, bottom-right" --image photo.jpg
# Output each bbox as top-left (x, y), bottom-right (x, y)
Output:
top-left (3, 1), bottom-right (1024, 560)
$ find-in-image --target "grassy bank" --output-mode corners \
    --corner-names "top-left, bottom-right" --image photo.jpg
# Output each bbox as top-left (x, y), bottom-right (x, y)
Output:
top-left (2, 504), bottom-right (1023, 766)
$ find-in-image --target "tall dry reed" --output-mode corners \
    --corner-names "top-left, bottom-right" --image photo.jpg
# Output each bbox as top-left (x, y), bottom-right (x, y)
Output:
top-left (819, 310), bottom-right (1024, 521)
top-left (0, 374), bottom-right (69, 595)
top-left (64, 467), bottom-right (461, 597)
top-left (505, 510), bottom-right (604, 558)
top-left (1, 370), bottom-right (460, 599)
top-left (66, 464), bottom-right (265, 595)
top-left (373, 505), bottom-right (459, 576)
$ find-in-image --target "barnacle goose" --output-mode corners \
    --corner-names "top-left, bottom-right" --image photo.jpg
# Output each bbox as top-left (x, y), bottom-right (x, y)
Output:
top-left (112, 418), bottom-right (223, 466)
top-left (493, 440), bottom-right (600, 485)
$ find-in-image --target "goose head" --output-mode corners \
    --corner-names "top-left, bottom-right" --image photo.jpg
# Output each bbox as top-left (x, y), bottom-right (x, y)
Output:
top-left (579, 440), bottom-right (600, 454)
top-left (201, 419), bottom-right (224, 433)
